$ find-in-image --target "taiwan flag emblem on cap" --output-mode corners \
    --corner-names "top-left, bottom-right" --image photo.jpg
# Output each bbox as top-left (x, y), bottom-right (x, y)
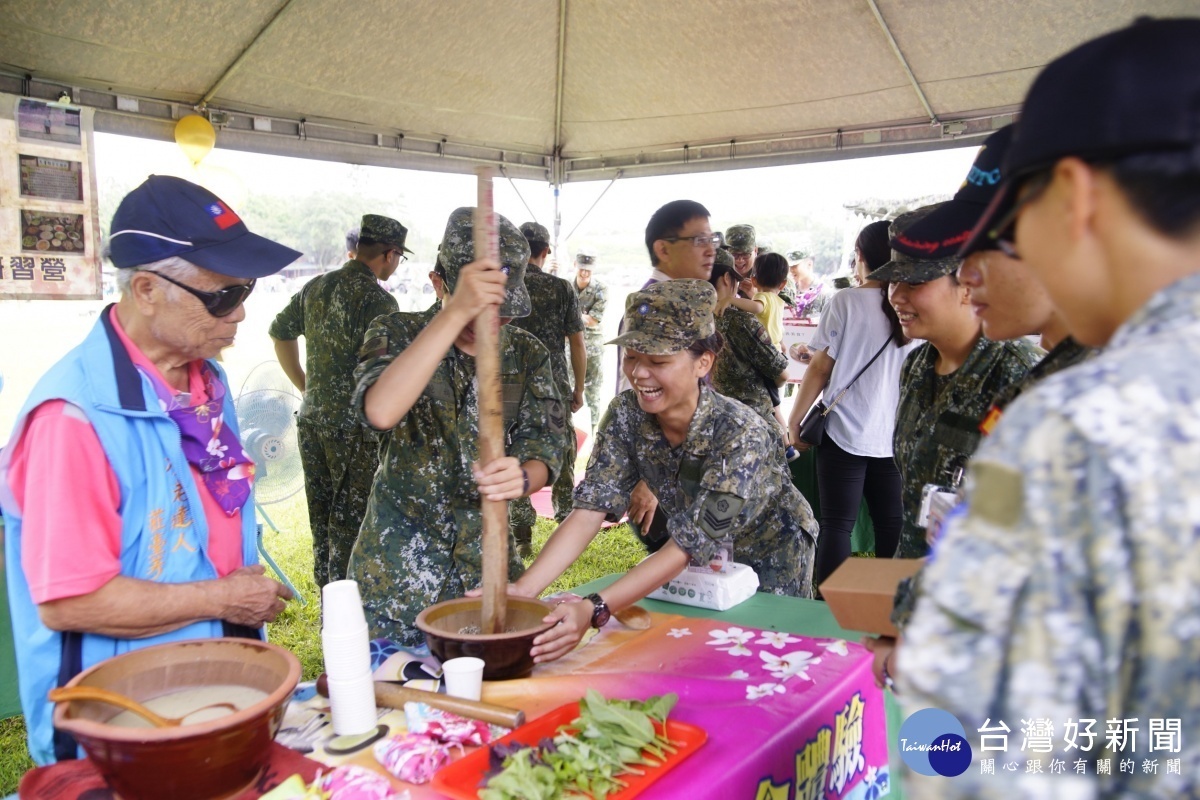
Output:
top-left (207, 201), bottom-right (241, 230)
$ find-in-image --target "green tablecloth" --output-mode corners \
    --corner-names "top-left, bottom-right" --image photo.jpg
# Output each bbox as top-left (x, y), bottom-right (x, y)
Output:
top-left (790, 447), bottom-right (877, 554)
top-left (0, 518), bottom-right (21, 719)
top-left (575, 573), bottom-right (905, 800)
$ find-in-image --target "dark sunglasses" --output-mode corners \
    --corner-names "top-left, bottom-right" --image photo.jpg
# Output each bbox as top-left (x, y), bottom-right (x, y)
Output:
top-left (145, 270), bottom-right (256, 317)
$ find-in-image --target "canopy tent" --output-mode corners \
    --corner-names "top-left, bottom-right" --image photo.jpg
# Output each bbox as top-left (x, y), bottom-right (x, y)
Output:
top-left (2, 0), bottom-right (1197, 183)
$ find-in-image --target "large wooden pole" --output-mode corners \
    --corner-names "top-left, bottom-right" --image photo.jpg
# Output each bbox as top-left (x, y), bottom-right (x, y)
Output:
top-left (474, 167), bottom-right (508, 635)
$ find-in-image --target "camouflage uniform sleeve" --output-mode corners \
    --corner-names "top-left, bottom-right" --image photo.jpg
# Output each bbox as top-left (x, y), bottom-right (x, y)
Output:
top-left (667, 420), bottom-right (774, 565)
top-left (733, 312), bottom-right (788, 382)
top-left (562, 282), bottom-right (585, 336)
top-left (268, 288), bottom-right (306, 340)
top-left (898, 403), bottom-right (1110, 796)
top-left (591, 283), bottom-right (607, 322)
top-left (507, 334), bottom-right (565, 486)
top-left (351, 312), bottom-right (408, 430)
top-left (573, 395), bottom-right (640, 517)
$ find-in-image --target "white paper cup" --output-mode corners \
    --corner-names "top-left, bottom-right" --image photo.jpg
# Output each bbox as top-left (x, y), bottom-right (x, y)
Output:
top-left (321, 626), bottom-right (371, 679)
top-left (322, 580), bottom-right (367, 630)
top-left (326, 673), bottom-right (377, 736)
top-left (322, 580), bottom-right (368, 630)
top-left (442, 657), bottom-right (485, 701)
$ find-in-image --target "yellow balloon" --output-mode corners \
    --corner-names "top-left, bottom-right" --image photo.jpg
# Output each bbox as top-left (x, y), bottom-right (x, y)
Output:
top-left (175, 114), bottom-right (216, 165)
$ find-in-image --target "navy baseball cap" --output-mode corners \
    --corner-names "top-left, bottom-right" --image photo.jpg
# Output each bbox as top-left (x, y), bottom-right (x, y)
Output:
top-left (961, 17), bottom-right (1200, 256)
top-left (108, 175), bottom-right (301, 278)
top-left (892, 125), bottom-right (1013, 259)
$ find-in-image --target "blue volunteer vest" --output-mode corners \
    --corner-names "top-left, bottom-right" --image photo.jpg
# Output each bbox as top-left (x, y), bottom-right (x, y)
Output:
top-left (1, 306), bottom-right (260, 765)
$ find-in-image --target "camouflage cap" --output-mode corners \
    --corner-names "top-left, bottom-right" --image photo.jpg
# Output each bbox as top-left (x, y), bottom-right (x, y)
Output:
top-left (757, 237), bottom-right (774, 254)
top-left (866, 204), bottom-right (962, 285)
top-left (786, 249), bottom-right (808, 264)
top-left (359, 214), bottom-right (412, 253)
top-left (724, 224), bottom-right (756, 254)
top-left (607, 280), bottom-right (716, 356)
top-left (438, 207), bottom-right (532, 318)
top-left (575, 246), bottom-right (597, 267)
top-left (519, 221), bottom-right (551, 249)
top-left (713, 248), bottom-right (735, 271)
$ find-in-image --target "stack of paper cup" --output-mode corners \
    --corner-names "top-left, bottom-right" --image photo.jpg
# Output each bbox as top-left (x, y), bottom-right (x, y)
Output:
top-left (321, 580), bottom-right (376, 735)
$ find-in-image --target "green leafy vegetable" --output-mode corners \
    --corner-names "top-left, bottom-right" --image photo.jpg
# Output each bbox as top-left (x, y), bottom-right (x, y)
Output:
top-left (481, 692), bottom-right (680, 800)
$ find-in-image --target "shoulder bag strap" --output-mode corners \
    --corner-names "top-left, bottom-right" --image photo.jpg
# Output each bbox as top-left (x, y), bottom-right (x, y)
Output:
top-left (822, 335), bottom-right (894, 416)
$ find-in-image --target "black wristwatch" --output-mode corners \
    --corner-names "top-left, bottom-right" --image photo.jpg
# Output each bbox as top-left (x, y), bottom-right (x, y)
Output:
top-left (584, 593), bottom-right (611, 629)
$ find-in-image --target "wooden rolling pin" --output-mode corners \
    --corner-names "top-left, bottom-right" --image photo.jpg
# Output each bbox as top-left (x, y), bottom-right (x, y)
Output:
top-left (315, 674), bottom-right (524, 729)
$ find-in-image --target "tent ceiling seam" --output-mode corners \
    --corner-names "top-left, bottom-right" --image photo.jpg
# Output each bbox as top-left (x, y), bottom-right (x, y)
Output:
top-left (200, 0), bottom-right (302, 106)
top-left (865, 0), bottom-right (939, 125)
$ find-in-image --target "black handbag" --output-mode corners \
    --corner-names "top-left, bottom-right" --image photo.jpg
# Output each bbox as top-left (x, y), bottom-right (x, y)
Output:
top-left (796, 335), bottom-right (893, 447)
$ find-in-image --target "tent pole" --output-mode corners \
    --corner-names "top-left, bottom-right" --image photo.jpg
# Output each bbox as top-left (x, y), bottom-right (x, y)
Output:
top-left (551, 0), bottom-right (568, 257)
top-left (865, 0), bottom-right (939, 125)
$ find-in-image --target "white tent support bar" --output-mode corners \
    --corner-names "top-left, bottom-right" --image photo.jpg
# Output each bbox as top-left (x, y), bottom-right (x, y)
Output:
top-left (201, 0), bottom-right (301, 106)
top-left (499, 166), bottom-right (539, 222)
top-left (564, 170), bottom-right (621, 242)
top-left (866, 0), bottom-right (939, 125)
top-left (0, 73), bottom-right (1013, 183)
top-left (564, 111), bottom-right (1015, 180)
top-left (552, 0), bottom-right (569, 187)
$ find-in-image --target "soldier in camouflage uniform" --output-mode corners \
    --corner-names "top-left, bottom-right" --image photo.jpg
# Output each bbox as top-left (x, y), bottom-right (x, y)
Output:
top-left (707, 251), bottom-right (787, 434)
top-left (347, 208), bottom-right (564, 646)
top-left (869, 206), bottom-right (1040, 559)
top-left (725, 224), bottom-right (758, 295)
top-left (504, 280), bottom-right (816, 664)
top-left (572, 247), bottom-right (607, 430)
top-left (896, 22), bottom-right (1200, 796)
top-left (269, 213), bottom-right (408, 586)
top-left (510, 221), bottom-right (586, 530)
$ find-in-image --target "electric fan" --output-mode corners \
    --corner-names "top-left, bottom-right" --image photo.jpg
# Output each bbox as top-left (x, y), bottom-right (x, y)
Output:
top-left (235, 361), bottom-right (306, 603)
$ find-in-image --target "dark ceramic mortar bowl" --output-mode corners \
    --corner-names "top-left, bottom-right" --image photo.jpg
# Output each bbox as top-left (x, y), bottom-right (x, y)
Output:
top-left (415, 597), bottom-right (557, 680)
top-left (52, 637), bottom-right (300, 800)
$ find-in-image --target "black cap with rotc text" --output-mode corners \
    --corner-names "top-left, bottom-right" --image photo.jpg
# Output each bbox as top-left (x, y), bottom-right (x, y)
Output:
top-left (895, 125), bottom-right (1014, 259)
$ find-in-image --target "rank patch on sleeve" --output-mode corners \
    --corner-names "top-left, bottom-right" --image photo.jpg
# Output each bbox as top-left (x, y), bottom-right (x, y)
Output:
top-left (699, 492), bottom-right (745, 542)
top-left (546, 399), bottom-right (566, 434)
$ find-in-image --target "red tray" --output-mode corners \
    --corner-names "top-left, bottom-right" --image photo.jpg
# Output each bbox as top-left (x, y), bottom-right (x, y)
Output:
top-left (432, 701), bottom-right (707, 799)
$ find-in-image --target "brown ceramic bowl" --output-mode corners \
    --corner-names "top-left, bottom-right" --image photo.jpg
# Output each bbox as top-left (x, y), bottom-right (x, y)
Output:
top-left (52, 637), bottom-right (300, 800)
top-left (415, 597), bottom-right (556, 680)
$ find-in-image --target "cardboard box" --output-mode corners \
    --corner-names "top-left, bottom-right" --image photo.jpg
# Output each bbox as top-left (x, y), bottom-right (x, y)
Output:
top-left (647, 562), bottom-right (760, 611)
top-left (819, 558), bottom-right (924, 637)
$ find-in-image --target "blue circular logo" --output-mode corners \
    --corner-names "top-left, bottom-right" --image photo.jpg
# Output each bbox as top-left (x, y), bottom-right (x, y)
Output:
top-left (898, 708), bottom-right (972, 777)
top-left (500, 266), bottom-right (510, 275)
top-left (638, 303), bottom-right (650, 315)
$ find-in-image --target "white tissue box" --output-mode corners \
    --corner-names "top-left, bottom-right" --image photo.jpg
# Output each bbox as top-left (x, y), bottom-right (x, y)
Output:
top-left (647, 562), bottom-right (760, 611)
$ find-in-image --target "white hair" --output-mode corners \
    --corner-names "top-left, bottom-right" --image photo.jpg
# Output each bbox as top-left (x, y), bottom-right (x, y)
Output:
top-left (115, 256), bottom-right (200, 297)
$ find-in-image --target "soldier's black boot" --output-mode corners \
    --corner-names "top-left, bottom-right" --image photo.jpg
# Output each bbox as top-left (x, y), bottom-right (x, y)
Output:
top-left (513, 524), bottom-right (534, 560)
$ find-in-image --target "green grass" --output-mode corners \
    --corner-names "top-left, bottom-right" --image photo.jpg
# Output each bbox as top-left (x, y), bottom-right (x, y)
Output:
top-left (0, 717), bottom-right (35, 793)
top-left (0, 491), bottom-right (644, 794)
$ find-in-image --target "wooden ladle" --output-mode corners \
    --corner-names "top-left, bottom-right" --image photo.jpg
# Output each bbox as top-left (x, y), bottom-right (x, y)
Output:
top-left (48, 686), bottom-right (238, 728)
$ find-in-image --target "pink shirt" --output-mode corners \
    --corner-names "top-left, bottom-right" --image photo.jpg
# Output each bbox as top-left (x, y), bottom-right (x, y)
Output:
top-left (9, 314), bottom-right (244, 604)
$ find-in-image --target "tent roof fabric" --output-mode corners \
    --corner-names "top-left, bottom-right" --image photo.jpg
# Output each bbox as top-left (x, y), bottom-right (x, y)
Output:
top-left (3, 0), bottom-right (1197, 181)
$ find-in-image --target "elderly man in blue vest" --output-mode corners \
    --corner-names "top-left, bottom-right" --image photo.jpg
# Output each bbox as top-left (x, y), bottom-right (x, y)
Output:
top-left (0, 176), bottom-right (300, 764)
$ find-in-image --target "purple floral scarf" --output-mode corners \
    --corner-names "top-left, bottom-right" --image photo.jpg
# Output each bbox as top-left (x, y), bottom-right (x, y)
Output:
top-left (144, 363), bottom-right (255, 516)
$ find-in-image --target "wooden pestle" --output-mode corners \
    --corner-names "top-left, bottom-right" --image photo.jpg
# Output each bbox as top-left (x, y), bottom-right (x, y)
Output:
top-left (473, 168), bottom-right (509, 636)
top-left (315, 673), bottom-right (524, 729)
